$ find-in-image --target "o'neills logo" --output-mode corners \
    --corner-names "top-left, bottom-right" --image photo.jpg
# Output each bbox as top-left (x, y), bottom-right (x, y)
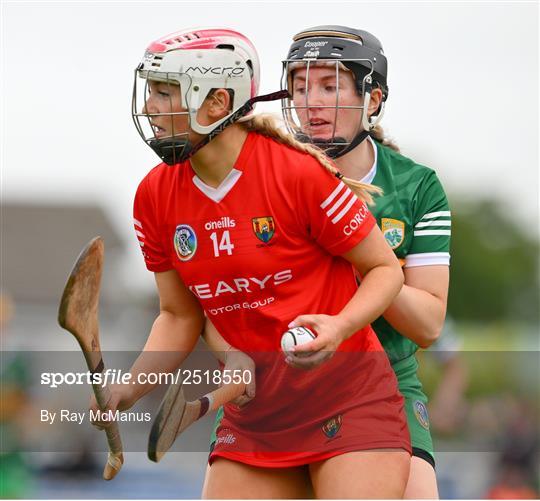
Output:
top-left (216, 431), bottom-right (236, 445)
top-left (204, 217), bottom-right (236, 231)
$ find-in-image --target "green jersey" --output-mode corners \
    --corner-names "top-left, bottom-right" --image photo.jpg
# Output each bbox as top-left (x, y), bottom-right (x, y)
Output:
top-left (362, 137), bottom-right (451, 364)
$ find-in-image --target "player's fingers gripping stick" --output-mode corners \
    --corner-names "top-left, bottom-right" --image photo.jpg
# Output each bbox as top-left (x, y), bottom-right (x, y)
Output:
top-left (89, 388), bottom-right (119, 430)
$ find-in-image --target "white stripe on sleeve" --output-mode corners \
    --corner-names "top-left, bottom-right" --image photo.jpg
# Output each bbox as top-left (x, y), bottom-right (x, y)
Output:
top-left (331, 193), bottom-right (358, 224)
top-left (320, 182), bottom-right (346, 209)
top-left (133, 218), bottom-right (143, 229)
top-left (135, 230), bottom-right (145, 239)
top-left (326, 187), bottom-right (353, 217)
top-left (415, 220), bottom-right (452, 228)
top-left (413, 229), bottom-right (451, 236)
top-left (421, 211), bottom-right (451, 219)
top-left (405, 252), bottom-right (450, 268)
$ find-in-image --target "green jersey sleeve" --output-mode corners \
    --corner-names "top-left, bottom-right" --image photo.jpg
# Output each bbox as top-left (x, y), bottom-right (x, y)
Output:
top-left (406, 170), bottom-right (451, 268)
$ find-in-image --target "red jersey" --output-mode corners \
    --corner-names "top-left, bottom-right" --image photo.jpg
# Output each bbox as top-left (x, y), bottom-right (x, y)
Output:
top-left (134, 132), bottom-right (409, 464)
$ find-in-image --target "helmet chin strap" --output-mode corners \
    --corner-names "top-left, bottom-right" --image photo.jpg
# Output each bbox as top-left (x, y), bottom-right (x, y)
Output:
top-left (295, 130), bottom-right (371, 159)
top-left (326, 130), bottom-right (371, 159)
top-left (152, 90), bottom-right (289, 165)
top-left (148, 137), bottom-right (191, 166)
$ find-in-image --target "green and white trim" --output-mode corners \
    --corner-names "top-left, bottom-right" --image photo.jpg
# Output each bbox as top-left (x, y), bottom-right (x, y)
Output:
top-left (414, 211), bottom-right (451, 237)
top-left (405, 251), bottom-right (451, 268)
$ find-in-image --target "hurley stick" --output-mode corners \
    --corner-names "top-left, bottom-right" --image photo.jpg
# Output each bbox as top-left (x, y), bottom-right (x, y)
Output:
top-left (58, 236), bottom-right (124, 480)
top-left (148, 375), bottom-right (245, 462)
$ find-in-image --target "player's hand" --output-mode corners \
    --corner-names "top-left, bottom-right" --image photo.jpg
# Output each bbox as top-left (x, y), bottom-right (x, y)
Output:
top-left (284, 314), bottom-right (351, 370)
top-left (89, 383), bottom-right (136, 430)
top-left (223, 348), bottom-right (256, 408)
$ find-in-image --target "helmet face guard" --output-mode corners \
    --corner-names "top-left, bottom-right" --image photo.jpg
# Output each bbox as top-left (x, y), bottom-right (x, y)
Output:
top-left (281, 26), bottom-right (388, 159)
top-left (132, 70), bottom-right (193, 165)
top-left (131, 28), bottom-right (262, 165)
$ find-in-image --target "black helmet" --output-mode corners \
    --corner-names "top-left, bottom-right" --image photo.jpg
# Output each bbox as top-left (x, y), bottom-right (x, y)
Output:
top-left (282, 25), bottom-right (388, 158)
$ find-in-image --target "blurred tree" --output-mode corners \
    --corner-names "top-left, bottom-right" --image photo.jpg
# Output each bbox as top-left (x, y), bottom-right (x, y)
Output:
top-left (448, 198), bottom-right (539, 324)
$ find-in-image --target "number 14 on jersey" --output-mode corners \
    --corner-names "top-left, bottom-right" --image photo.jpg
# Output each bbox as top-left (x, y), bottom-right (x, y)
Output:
top-left (210, 231), bottom-right (235, 257)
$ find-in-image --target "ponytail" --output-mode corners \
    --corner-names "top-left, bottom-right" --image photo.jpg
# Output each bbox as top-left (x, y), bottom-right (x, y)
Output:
top-left (371, 125), bottom-right (400, 153)
top-left (239, 114), bottom-right (382, 205)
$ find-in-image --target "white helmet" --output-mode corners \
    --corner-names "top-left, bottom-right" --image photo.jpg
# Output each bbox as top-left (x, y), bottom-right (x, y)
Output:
top-left (132, 28), bottom-right (262, 164)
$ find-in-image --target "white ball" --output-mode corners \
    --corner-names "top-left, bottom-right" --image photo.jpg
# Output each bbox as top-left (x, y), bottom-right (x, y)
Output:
top-left (281, 326), bottom-right (316, 355)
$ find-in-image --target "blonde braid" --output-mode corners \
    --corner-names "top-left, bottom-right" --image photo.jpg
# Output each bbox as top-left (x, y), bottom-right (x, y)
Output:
top-left (371, 125), bottom-right (400, 153)
top-left (239, 113), bottom-right (382, 205)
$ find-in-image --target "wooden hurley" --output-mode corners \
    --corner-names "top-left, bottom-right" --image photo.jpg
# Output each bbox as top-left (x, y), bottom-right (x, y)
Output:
top-left (148, 375), bottom-right (245, 462)
top-left (58, 237), bottom-right (124, 480)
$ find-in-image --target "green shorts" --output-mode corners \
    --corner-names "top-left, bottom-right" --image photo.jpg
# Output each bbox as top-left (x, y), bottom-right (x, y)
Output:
top-left (210, 406), bottom-right (223, 446)
top-left (392, 355), bottom-right (434, 463)
top-left (210, 354), bottom-right (434, 464)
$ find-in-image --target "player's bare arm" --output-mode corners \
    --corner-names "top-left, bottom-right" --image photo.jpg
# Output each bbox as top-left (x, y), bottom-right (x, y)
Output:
top-left (382, 265), bottom-right (449, 348)
top-left (202, 318), bottom-right (256, 406)
top-left (90, 269), bottom-right (204, 423)
top-left (288, 224), bottom-right (403, 368)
